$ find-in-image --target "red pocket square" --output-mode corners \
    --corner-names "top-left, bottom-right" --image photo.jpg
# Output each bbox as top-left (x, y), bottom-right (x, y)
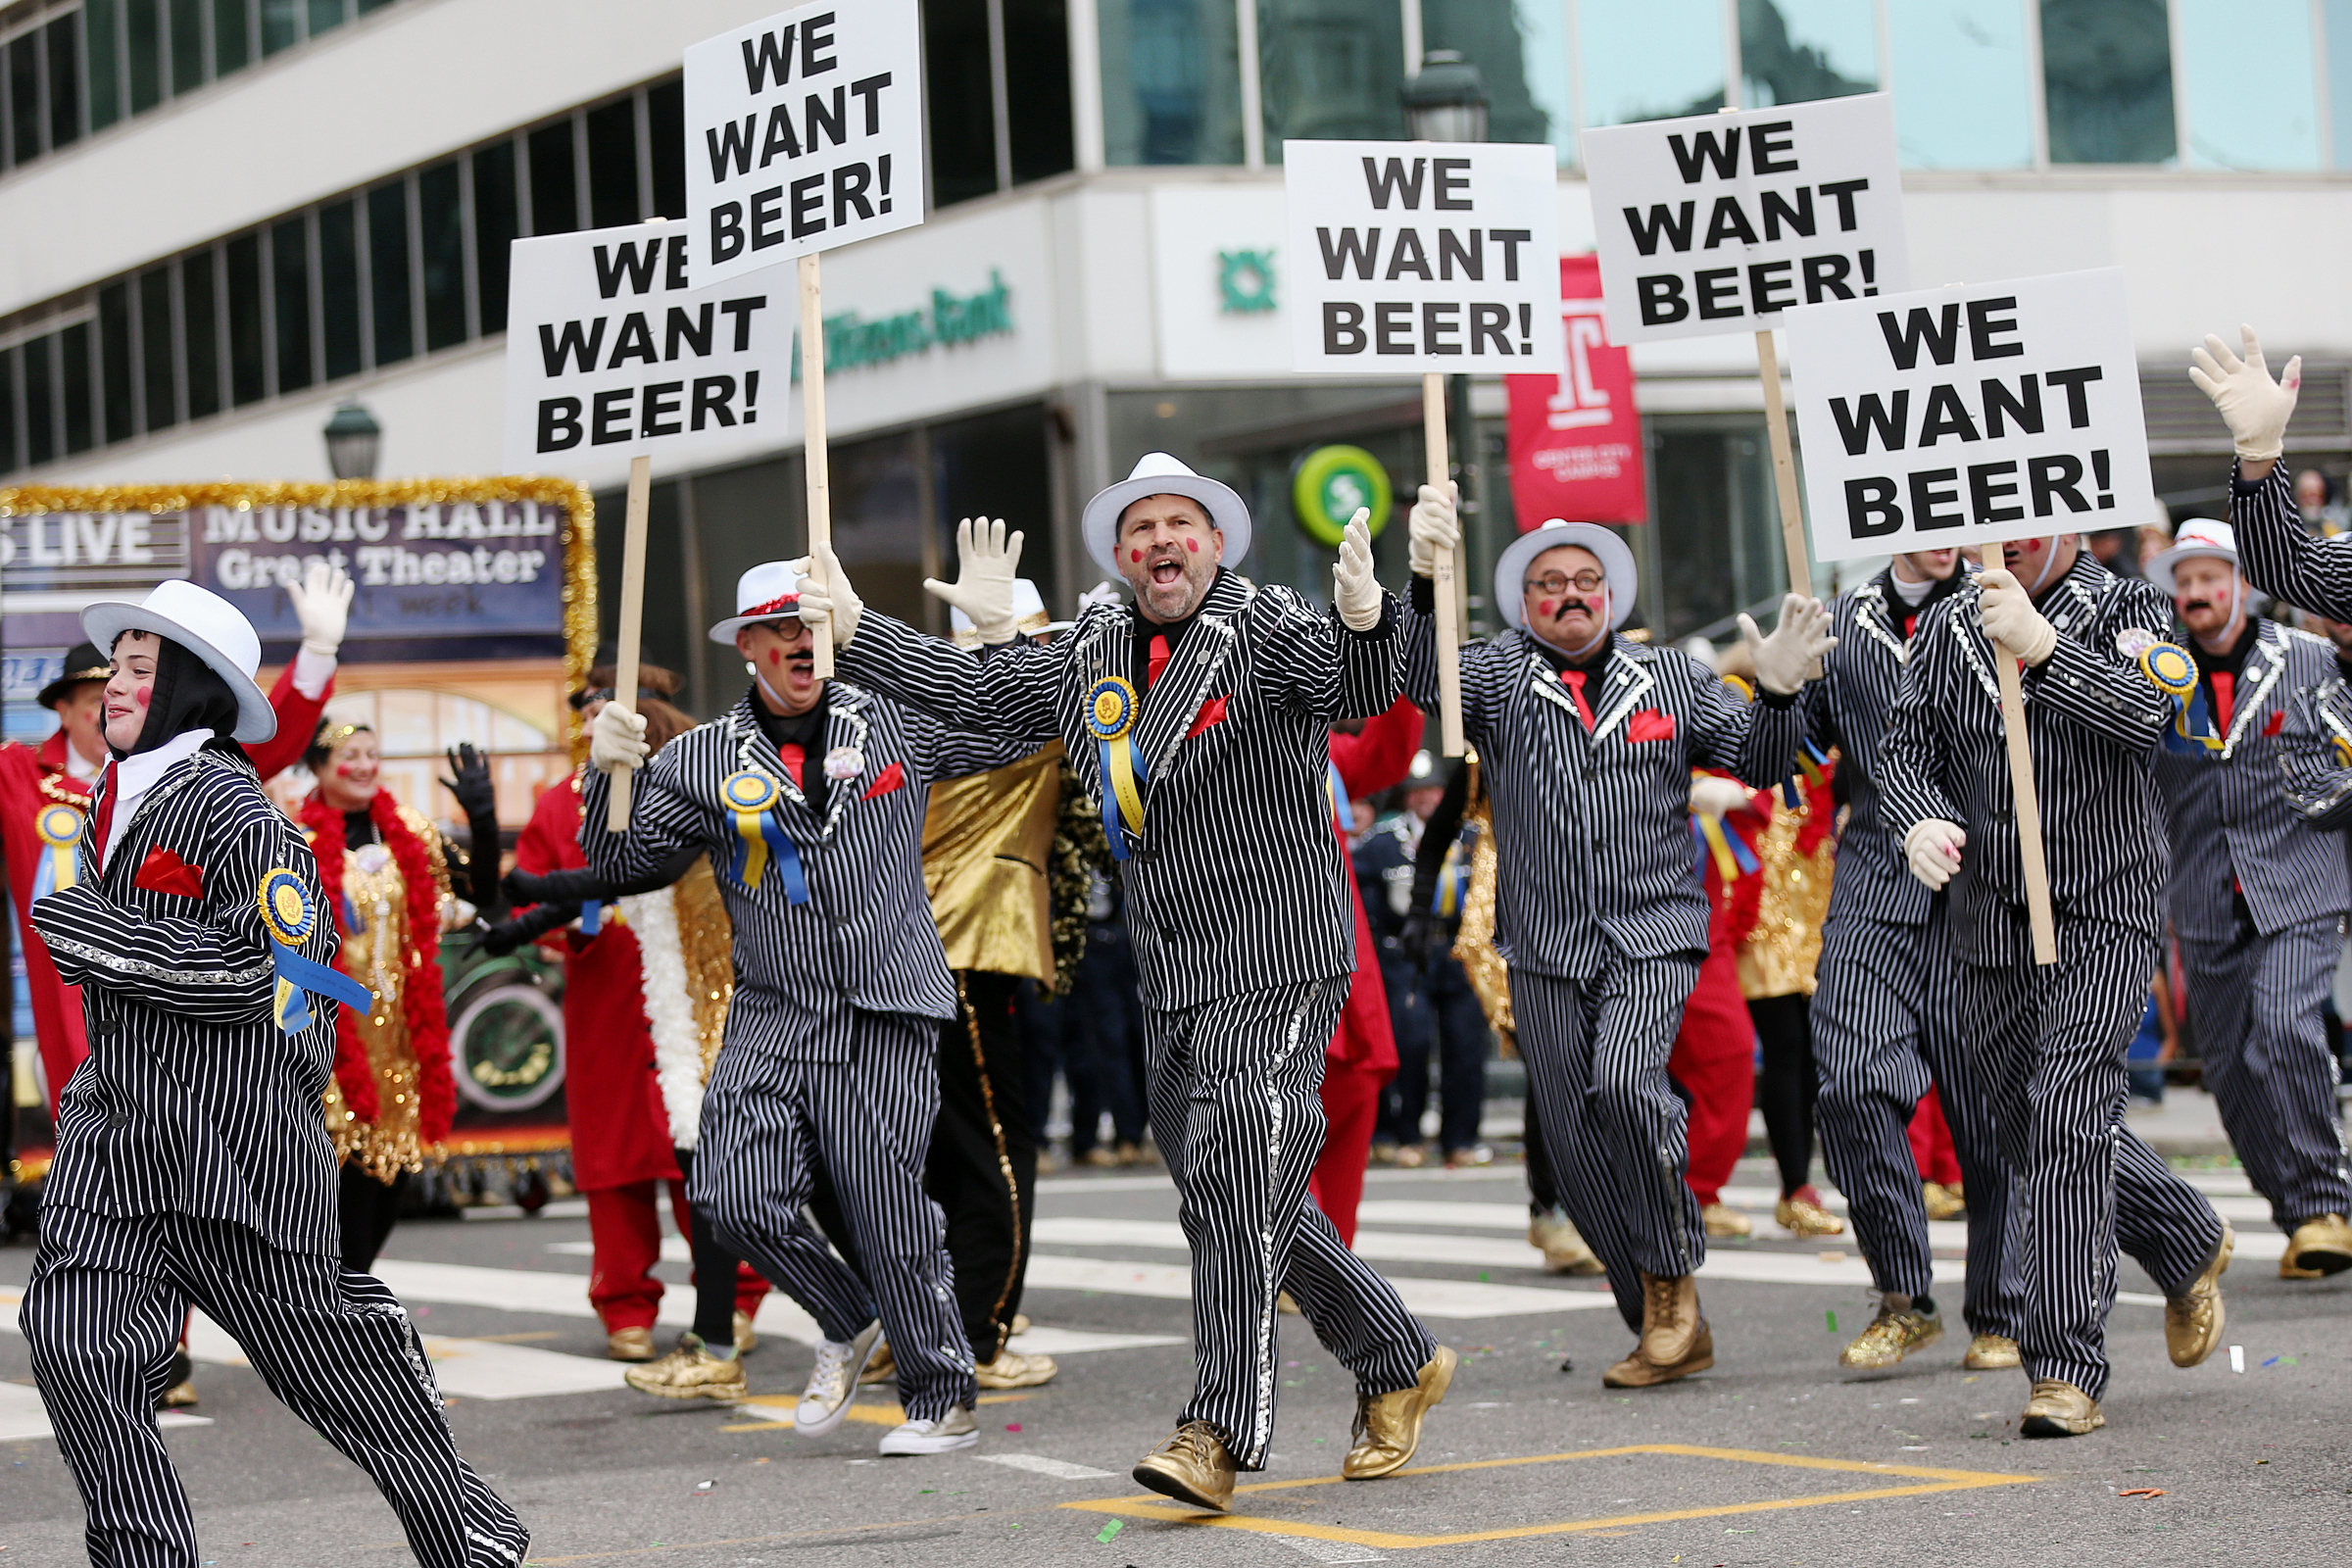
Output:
top-left (1625, 709), bottom-right (1676, 743)
top-left (1185, 695), bottom-right (1229, 740)
top-left (860, 761), bottom-right (906, 801)
top-left (2264, 710), bottom-right (2285, 737)
top-left (134, 847), bottom-right (205, 899)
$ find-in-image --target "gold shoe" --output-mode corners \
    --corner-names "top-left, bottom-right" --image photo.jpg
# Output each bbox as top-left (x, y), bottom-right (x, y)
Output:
top-left (1839, 1303), bottom-right (1943, 1370)
top-left (2283, 1213), bottom-right (2352, 1278)
top-left (1700, 1202), bottom-right (1752, 1240)
top-left (2019, 1377), bottom-right (2104, 1438)
top-left (1963, 1333), bottom-right (2022, 1370)
top-left (1345, 1345), bottom-right (1456, 1480)
top-left (607, 1326), bottom-right (658, 1362)
top-left (1776, 1189), bottom-right (1846, 1238)
top-left (623, 1334), bottom-right (748, 1401)
top-left (858, 1337), bottom-right (897, 1387)
top-left (159, 1350), bottom-right (198, 1410)
top-left (1603, 1273), bottom-right (1712, 1388)
top-left (1528, 1211), bottom-right (1607, 1275)
top-left (1084, 1146), bottom-right (1122, 1167)
top-left (734, 1309), bottom-right (759, 1356)
top-left (1132, 1420), bottom-right (1237, 1512)
top-left (976, 1349), bottom-right (1058, 1389)
top-left (2165, 1221), bottom-right (2232, 1368)
top-left (1010, 1313), bottom-right (1032, 1337)
top-left (1922, 1181), bottom-right (1967, 1221)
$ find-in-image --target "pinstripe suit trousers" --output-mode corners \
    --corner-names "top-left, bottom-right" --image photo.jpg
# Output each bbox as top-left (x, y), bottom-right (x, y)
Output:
top-left (690, 1009), bottom-right (979, 1423)
top-left (1510, 957), bottom-right (1707, 1332)
top-left (1143, 979), bottom-right (1436, 1470)
top-left (1960, 919), bottom-right (2228, 1399)
top-left (2180, 915), bottom-right (2352, 1231)
top-left (24, 1204), bottom-right (526, 1568)
top-left (1811, 907), bottom-right (2026, 1339)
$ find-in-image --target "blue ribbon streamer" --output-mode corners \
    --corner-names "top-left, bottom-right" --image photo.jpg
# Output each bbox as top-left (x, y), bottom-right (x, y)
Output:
top-left (1098, 739), bottom-right (1151, 861)
top-left (731, 811), bottom-right (809, 904)
top-left (580, 900), bottom-right (603, 935)
top-left (270, 940), bottom-right (373, 1032)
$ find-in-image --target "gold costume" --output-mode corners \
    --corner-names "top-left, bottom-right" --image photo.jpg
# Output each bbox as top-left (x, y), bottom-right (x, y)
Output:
top-left (1449, 754), bottom-right (1517, 1053)
top-left (922, 741), bottom-right (1064, 984)
top-left (1734, 787), bottom-right (1835, 1002)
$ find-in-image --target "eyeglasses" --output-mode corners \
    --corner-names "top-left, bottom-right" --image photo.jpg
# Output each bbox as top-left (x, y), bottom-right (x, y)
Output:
top-left (1525, 569), bottom-right (1606, 596)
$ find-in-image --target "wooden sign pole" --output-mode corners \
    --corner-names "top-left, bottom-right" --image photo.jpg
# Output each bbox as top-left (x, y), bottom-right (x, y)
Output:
top-left (606, 453), bottom-right (653, 831)
top-left (800, 253), bottom-right (835, 679)
top-left (1754, 328), bottom-right (1812, 601)
top-left (1992, 644), bottom-right (2059, 965)
top-left (1424, 371), bottom-right (1464, 757)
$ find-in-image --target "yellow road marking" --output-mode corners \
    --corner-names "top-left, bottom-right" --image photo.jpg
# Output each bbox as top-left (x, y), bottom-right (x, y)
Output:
top-left (1058, 1443), bottom-right (2039, 1547)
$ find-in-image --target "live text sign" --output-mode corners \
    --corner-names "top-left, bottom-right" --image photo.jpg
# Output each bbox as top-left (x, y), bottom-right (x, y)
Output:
top-left (503, 219), bottom-right (794, 468)
top-left (1286, 139), bottom-right (1563, 374)
top-left (684, 0), bottom-right (924, 288)
top-left (1582, 95), bottom-right (1907, 345)
top-left (1786, 269), bottom-right (2153, 563)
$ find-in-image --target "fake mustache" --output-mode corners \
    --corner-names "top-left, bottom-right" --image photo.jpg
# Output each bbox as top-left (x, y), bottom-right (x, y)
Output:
top-left (1552, 599), bottom-right (1597, 616)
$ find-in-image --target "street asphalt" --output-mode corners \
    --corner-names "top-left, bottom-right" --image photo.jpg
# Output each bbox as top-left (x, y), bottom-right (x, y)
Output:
top-left (3, 1151), bottom-right (2346, 1567)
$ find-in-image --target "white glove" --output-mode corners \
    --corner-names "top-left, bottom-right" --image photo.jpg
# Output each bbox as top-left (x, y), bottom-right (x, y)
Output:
top-left (1738, 594), bottom-right (1838, 696)
top-left (1408, 482), bottom-right (1460, 578)
top-left (2189, 324), bottom-right (2301, 465)
top-left (1977, 568), bottom-right (2058, 665)
top-left (923, 516), bottom-right (1024, 645)
top-left (287, 560), bottom-right (355, 659)
top-left (590, 701), bottom-right (648, 775)
top-left (1904, 818), bottom-right (1966, 891)
top-left (1077, 579), bottom-right (1124, 612)
top-left (1333, 510), bottom-right (1383, 632)
top-left (794, 544), bottom-right (863, 649)
top-left (1689, 775), bottom-right (1750, 819)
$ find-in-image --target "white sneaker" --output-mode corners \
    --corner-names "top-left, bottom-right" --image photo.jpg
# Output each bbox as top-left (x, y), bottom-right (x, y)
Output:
top-left (879, 1403), bottom-right (978, 1456)
top-left (794, 1320), bottom-right (883, 1437)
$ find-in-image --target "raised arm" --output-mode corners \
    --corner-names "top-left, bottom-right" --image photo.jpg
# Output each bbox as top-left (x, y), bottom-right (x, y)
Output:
top-left (2191, 326), bottom-right (2352, 618)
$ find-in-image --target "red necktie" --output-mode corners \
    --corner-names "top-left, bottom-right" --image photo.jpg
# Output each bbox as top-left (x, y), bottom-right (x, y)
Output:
top-left (1147, 634), bottom-right (1171, 688)
top-left (778, 743), bottom-right (805, 792)
top-left (1560, 669), bottom-right (1596, 732)
top-left (2210, 671), bottom-right (2234, 735)
top-left (91, 762), bottom-right (119, 870)
top-left (1903, 611), bottom-right (1919, 641)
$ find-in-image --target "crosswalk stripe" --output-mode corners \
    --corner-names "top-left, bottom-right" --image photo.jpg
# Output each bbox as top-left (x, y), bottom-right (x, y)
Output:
top-left (1020, 1253), bottom-right (1616, 1318)
top-left (0, 1380), bottom-right (209, 1444)
top-left (974, 1452), bottom-right (1119, 1480)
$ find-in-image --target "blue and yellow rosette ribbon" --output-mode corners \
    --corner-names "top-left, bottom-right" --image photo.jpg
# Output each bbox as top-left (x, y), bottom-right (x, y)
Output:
top-left (1691, 813), bottom-right (1760, 883)
top-left (2140, 642), bottom-right (2223, 755)
top-left (1783, 737), bottom-right (1831, 808)
top-left (721, 768), bottom-right (808, 903)
top-left (1087, 676), bottom-right (1149, 860)
top-left (257, 868), bottom-right (373, 1033)
top-left (31, 803), bottom-right (83, 901)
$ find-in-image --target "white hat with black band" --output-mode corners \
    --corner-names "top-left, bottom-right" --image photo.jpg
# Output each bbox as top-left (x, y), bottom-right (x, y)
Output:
top-left (1494, 520), bottom-right (1640, 633)
top-left (81, 579), bottom-right (276, 744)
top-left (1080, 453), bottom-right (1252, 577)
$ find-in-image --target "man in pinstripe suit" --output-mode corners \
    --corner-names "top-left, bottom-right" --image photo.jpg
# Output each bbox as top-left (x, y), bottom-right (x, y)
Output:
top-left (586, 562), bottom-right (1037, 1458)
top-left (2144, 522), bottom-right (2352, 1277)
top-left (1879, 535), bottom-right (2232, 1437)
top-left (1803, 547), bottom-right (2028, 1374)
top-left (23, 582), bottom-right (526, 1568)
top-left (1401, 492), bottom-right (1831, 1389)
top-left (797, 456), bottom-right (1450, 1513)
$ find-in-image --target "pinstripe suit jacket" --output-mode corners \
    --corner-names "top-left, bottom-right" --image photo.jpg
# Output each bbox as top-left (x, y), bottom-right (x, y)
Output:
top-left (836, 570), bottom-right (1397, 1012)
top-left (2277, 662), bottom-right (2352, 881)
top-left (581, 687), bottom-right (1032, 1059)
top-left (30, 745), bottom-right (344, 1256)
top-left (2233, 459), bottom-right (2352, 622)
top-left (2151, 617), bottom-right (2349, 939)
top-left (1878, 554), bottom-right (2174, 967)
top-left (1398, 596), bottom-right (1801, 979)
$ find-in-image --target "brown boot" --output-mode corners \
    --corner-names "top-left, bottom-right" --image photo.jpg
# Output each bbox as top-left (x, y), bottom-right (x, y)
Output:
top-left (1132, 1421), bottom-right (1237, 1512)
top-left (1604, 1273), bottom-right (1712, 1388)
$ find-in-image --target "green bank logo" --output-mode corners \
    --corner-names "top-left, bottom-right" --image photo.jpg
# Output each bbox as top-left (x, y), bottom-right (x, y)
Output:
top-left (793, 270), bottom-right (1014, 379)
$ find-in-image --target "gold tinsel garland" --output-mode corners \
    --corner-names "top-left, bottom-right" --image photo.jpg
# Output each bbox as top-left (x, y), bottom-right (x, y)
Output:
top-left (1047, 764), bottom-right (1112, 998)
top-left (0, 476), bottom-right (599, 761)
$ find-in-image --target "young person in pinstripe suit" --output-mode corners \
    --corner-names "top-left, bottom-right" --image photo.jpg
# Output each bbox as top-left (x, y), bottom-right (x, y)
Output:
top-left (2144, 522), bottom-right (2352, 1276)
top-left (797, 455), bottom-right (1451, 1514)
top-left (23, 581), bottom-right (526, 1568)
top-left (1401, 491), bottom-right (1833, 1389)
top-left (1879, 536), bottom-right (2232, 1437)
top-left (584, 562), bottom-right (1037, 1458)
top-left (1801, 547), bottom-right (2029, 1375)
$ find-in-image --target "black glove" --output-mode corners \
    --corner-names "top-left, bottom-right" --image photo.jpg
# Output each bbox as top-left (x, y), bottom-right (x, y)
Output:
top-left (1399, 912), bottom-right (1447, 966)
top-left (474, 901), bottom-right (583, 957)
top-left (441, 743), bottom-right (497, 822)
top-left (505, 864), bottom-right (609, 906)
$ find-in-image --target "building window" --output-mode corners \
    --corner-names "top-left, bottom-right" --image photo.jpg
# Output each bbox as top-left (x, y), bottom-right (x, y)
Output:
top-left (1257, 0), bottom-right (1407, 156)
top-left (1739, 0), bottom-right (1875, 106)
top-left (1423, 0), bottom-right (1572, 163)
top-left (1100, 0), bottom-right (1245, 165)
top-left (924, 0), bottom-right (1076, 199)
top-left (318, 197), bottom-right (363, 379)
top-left (1579, 0), bottom-right (1726, 126)
top-left (1888, 0), bottom-right (2034, 168)
top-left (138, 265), bottom-right (174, 431)
top-left (272, 214), bottom-right (314, 394)
top-left (2178, 0), bottom-right (2321, 169)
top-left (368, 178), bottom-right (413, 367)
top-left (2039, 0), bottom-right (2177, 163)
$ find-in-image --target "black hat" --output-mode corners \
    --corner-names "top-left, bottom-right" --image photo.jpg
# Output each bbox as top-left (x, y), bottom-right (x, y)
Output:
top-left (36, 642), bottom-right (110, 710)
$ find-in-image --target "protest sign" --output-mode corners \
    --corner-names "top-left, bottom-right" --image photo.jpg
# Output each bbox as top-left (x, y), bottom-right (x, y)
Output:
top-left (684, 0), bottom-right (924, 290)
top-left (1785, 269), bottom-right (2153, 564)
top-left (1506, 254), bottom-right (1645, 526)
top-left (1286, 137), bottom-right (1562, 757)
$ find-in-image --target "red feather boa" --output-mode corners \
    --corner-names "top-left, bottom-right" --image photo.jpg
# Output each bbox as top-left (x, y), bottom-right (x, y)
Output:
top-left (301, 791), bottom-right (456, 1144)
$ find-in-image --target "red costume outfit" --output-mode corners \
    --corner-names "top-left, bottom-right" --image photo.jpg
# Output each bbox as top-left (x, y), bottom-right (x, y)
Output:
top-left (1311, 698), bottom-right (1423, 1244)
top-left (1909, 1089), bottom-right (1962, 1189)
top-left (1673, 812), bottom-right (1756, 1209)
top-left (0, 665), bottom-right (325, 1115)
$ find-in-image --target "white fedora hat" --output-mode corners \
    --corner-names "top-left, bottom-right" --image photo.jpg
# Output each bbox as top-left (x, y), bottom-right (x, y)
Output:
top-left (709, 560), bottom-right (808, 644)
top-left (81, 579), bottom-right (275, 743)
top-left (949, 578), bottom-right (1072, 648)
top-left (1080, 453), bottom-right (1252, 577)
top-left (2145, 519), bottom-right (2238, 595)
top-left (1495, 521), bottom-right (1639, 633)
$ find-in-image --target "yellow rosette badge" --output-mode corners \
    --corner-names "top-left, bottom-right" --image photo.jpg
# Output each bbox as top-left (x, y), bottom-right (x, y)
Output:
top-left (257, 867), bottom-right (372, 1033)
top-left (32, 803), bottom-right (83, 900)
top-left (2139, 642), bottom-right (2222, 754)
top-left (1087, 675), bottom-right (1148, 860)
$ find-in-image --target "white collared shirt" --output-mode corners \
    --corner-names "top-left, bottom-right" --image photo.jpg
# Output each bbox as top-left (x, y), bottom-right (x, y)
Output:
top-left (102, 728), bottom-right (212, 868)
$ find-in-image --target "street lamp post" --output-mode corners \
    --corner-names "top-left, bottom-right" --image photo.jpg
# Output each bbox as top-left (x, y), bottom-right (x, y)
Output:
top-left (323, 401), bottom-right (382, 481)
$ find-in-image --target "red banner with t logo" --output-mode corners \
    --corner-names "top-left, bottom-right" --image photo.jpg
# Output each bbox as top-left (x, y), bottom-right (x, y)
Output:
top-left (1506, 254), bottom-right (1646, 525)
